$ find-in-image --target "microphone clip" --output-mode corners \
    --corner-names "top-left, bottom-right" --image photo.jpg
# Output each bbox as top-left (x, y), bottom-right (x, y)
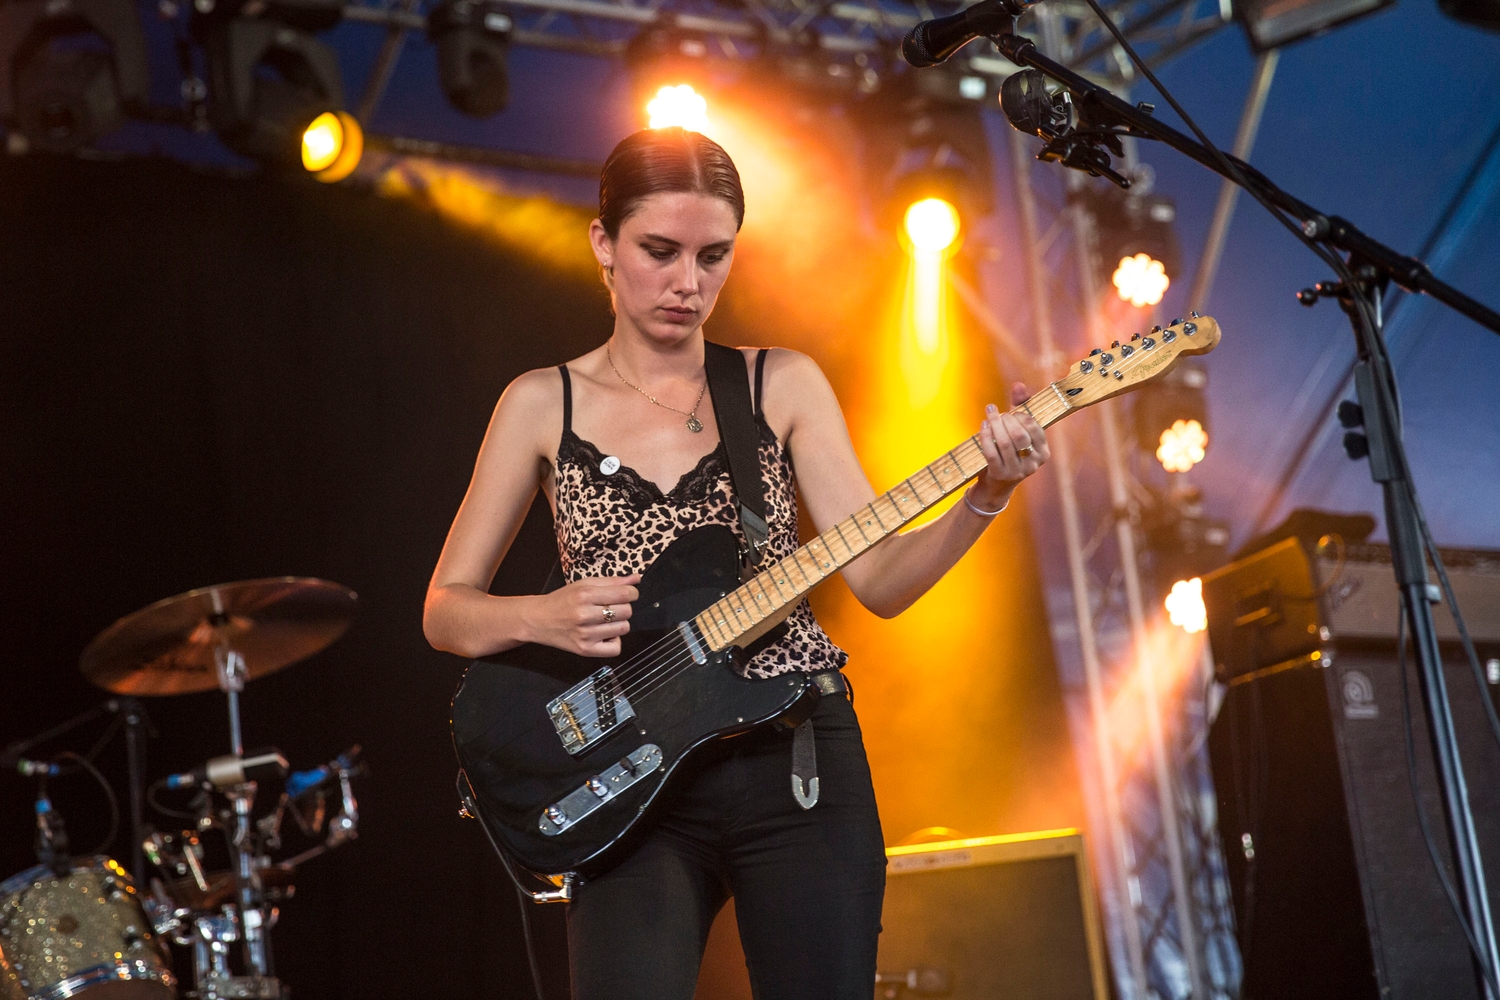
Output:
top-left (1000, 67), bottom-right (1132, 189)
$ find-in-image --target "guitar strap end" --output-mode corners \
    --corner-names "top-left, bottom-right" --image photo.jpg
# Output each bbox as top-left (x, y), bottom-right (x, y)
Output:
top-left (791, 719), bottom-right (819, 810)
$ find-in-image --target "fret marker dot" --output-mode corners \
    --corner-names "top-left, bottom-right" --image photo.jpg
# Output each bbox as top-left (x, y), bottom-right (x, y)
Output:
top-left (600, 456), bottom-right (621, 475)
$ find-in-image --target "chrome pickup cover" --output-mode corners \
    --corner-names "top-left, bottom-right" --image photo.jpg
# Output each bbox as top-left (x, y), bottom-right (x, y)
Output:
top-left (547, 667), bottom-right (636, 755)
top-left (538, 744), bottom-right (663, 837)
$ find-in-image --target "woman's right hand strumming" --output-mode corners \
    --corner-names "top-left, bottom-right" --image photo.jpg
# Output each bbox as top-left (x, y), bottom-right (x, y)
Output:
top-left (527, 574), bottom-right (641, 657)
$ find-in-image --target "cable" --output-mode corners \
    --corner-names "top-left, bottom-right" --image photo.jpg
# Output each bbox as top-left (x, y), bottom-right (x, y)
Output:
top-left (1409, 481), bottom-right (1500, 752)
top-left (54, 752), bottom-right (120, 857)
top-left (458, 773), bottom-right (548, 1000)
top-left (147, 776), bottom-right (204, 821)
top-left (1396, 602), bottom-right (1500, 1000)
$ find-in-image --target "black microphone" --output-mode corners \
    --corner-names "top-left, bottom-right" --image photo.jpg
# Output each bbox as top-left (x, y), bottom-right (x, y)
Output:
top-left (900, 0), bottom-right (1036, 68)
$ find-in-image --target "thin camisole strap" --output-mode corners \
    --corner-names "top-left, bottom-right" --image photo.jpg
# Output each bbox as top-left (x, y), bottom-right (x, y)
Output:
top-left (753, 348), bottom-right (769, 417)
top-left (558, 364), bottom-right (572, 434)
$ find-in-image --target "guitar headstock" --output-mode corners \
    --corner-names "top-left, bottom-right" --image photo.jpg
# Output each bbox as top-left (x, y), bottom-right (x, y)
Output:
top-left (1052, 314), bottom-right (1221, 409)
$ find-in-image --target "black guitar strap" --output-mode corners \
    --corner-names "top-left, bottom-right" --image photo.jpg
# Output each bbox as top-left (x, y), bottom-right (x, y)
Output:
top-left (703, 342), bottom-right (771, 569)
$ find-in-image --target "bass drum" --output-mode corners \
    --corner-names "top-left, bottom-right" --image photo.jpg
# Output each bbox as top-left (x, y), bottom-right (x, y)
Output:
top-left (0, 857), bottom-right (175, 1000)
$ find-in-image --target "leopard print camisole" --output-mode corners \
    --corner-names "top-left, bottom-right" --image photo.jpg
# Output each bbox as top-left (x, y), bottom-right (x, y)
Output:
top-left (552, 353), bottom-right (848, 679)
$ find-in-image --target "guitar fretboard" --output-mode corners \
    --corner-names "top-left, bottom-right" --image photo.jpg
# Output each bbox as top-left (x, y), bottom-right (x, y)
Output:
top-left (693, 383), bottom-right (1076, 652)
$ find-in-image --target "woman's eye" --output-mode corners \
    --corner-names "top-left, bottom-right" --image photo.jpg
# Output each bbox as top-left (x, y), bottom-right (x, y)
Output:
top-left (646, 247), bottom-right (674, 260)
top-left (700, 252), bottom-right (727, 266)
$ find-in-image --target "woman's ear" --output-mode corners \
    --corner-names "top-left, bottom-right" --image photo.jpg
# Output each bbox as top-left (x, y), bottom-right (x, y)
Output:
top-left (588, 218), bottom-right (614, 272)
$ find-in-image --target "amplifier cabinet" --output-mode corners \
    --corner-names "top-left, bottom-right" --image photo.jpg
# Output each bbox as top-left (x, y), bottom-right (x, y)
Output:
top-left (877, 830), bottom-right (1108, 1000)
top-left (1204, 539), bottom-right (1500, 1000)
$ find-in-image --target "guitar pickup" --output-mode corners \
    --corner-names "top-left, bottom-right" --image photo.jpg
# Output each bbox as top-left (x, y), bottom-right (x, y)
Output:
top-left (547, 667), bottom-right (636, 755)
top-left (538, 744), bottom-right (662, 836)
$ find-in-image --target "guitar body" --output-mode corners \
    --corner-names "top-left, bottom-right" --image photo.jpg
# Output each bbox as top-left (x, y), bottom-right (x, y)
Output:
top-left (451, 525), bottom-right (815, 878)
top-left (450, 315), bottom-right (1223, 879)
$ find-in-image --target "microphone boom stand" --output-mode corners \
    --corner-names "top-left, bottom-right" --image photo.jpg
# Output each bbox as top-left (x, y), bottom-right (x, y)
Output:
top-left (993, 28), bottom-right (1500, 999)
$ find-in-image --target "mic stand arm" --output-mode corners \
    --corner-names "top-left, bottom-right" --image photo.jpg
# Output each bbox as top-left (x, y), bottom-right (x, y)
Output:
top-left (994, 27), bottom-right (1500, 998)
top-left (993, 31), bottom-right (1500, 335)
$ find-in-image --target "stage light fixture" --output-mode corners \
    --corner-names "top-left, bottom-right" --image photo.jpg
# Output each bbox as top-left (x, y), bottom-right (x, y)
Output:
top-left (1165, 577), bottom-right (1207, 634)
top-left (903, 197), bottom-right (960, 255)
top-left (301, 109), bottom-right (362, 181)
top-left (1157, 418), bottom-right (1208, 473)
top-left (197, 10), bottom-right (354, 171)
top-left (1134, 359), bottom-right (1209, 473)
top-left (1234, 0), bottom-right (1395, 51)
top-left (428, 0), bottom-right (512, 117)
top-left (0, 0), bottom-right (151, 153)
top-left (1088, 189), bottom-right (1181, 307)
top-left (1112, 252), bottom-right (1170, 307)
top-left (646, 83), bottom-right (709, 132)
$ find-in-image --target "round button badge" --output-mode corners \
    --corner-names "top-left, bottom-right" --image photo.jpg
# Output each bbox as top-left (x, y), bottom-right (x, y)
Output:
top-left (600, 456), bottom-right (621, 475)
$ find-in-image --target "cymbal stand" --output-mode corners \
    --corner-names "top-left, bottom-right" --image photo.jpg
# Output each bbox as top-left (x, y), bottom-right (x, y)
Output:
top-left (212, 636), bottom-right (282, 997)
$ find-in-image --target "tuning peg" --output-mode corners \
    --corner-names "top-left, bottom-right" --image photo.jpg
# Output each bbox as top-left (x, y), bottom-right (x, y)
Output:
top-left (1170, 318), bottom-right (1183, 326)
top-left (1190, 310), bottom-right (1200, 319)
top-left (1130, 332), bottom-right (1141, 342)
top-left (1090, 348), bottom-right (1102, 356)
top-left (1150, 325), bottom-right (1162, 334)
top-left (1110, 340), bottom-right (1120, 349)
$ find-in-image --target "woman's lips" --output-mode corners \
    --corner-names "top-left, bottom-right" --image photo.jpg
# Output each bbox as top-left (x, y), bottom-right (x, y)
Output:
top-left (661, 307), bottom-right (696, 323)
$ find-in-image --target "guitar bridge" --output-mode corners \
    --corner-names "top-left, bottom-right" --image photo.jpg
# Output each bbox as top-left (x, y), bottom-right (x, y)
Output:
top-left (547, 667), bottom-right (637, 755)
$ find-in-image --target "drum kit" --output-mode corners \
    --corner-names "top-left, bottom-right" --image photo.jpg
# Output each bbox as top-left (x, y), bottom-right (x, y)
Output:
top-left (1, 577), bottom-right (363, 1000)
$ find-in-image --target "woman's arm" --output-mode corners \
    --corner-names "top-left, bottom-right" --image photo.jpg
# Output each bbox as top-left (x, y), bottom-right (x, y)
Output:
top-left (422, 368), bottom-right (640, 659)
top-left (765, 350), bottom-right (1048, 619)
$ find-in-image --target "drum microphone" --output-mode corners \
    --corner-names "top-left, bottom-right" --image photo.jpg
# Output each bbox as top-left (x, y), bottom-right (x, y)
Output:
top-left (165, 749), bottom-right (289, 790)
top-left (900, 0), bottom-right (1042, 68)
top-left (284, 745), bottom-right (362, 800)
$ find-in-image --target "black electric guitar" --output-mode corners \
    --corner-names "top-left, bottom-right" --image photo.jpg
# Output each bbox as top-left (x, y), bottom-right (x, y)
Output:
top-left (452, 316), bottom-right (1222, 879)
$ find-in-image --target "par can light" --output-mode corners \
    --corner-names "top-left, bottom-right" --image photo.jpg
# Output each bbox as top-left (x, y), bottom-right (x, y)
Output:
top-left (302, 109), bottom-right (362, 182)
top-left (903, 197), bottom-right (960, 255)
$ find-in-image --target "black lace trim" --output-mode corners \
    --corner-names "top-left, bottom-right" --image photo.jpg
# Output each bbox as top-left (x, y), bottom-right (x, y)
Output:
top-left (558, 417), bottom-right (781, 510)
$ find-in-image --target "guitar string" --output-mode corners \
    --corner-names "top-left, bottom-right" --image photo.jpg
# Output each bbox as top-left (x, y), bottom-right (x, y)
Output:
top-left (560, 333), bottom-right (1186, 731)
top-left (565, 349), bottom-right (1129, 729)
top-left (580, 336), bottom-right (1164, 727)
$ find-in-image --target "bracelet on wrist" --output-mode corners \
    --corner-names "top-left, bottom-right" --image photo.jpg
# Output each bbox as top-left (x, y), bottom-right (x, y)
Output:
top-left (963, 486), bottom-right (1008, 518)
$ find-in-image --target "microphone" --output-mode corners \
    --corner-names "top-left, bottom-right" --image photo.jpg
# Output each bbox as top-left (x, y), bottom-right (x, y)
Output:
top-left (900, 0), bottom-right (1036, 68)
top-left (16, 758), bottom-right (63, 777)
top-left (284, 745), bottom-right (362, 800)
top-left (165, 749), bottom-right (289, 791)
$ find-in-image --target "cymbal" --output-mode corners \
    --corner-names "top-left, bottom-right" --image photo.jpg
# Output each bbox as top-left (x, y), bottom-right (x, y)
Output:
top-left (80, 578), bottom-right (358, 696)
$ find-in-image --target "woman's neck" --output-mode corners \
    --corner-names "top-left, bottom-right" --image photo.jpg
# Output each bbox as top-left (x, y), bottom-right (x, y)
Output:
top-left (606, 326), bottom-right (706, 385)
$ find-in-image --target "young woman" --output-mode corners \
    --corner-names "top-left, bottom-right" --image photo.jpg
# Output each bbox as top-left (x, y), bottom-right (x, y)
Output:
top-left (423, 126), bottom-right (1050, 1000)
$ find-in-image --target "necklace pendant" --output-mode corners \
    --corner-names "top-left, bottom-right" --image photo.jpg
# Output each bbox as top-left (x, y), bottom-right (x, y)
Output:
top-left (686, 415), bottom-right (704, 433)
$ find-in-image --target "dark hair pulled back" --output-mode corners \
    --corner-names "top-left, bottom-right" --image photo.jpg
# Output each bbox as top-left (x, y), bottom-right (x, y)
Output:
top-left (598, 127), bottom-right (745, 239)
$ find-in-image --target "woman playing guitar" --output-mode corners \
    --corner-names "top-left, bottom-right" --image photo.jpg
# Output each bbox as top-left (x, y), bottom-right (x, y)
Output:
top-left (423, 126), bottom-right (1050, 1000)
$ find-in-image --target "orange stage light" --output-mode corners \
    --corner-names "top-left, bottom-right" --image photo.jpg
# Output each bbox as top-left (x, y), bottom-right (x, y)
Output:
top-left (1156, 417), bottom-right (1208, 472)
top-left (903, 197), bottom-right (960, 256)
top-left (1111, 252), bottom-right (1170, 307)
top-left (1165, 577), bottom-right (1208, 634)
top-left (301, 111), bottom-right (363, 183)
top-left (646, 84), bottom-right (710, 133)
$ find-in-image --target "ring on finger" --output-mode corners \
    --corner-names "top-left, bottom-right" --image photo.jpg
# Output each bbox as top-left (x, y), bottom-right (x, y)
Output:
top-left (601, 606), bottom-right (616, 623)
top-left (1017, 446), bottom-right (1034, 458)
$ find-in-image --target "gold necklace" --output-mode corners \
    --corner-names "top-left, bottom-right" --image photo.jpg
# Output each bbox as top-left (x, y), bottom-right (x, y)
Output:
top-left (606, 345), bottom-right (708, 433)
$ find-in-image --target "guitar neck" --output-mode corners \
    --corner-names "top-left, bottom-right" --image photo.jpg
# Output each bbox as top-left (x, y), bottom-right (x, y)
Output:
top-left (693, 383), bottom-right (1077, 653)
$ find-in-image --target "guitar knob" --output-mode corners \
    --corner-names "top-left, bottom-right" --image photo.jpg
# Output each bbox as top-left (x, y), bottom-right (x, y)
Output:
top-left (545, 805), bottom-right (567, 825)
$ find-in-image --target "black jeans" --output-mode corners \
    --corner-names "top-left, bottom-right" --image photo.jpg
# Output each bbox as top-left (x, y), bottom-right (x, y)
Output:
top-left (566, 686), bottom-right (887, 1000)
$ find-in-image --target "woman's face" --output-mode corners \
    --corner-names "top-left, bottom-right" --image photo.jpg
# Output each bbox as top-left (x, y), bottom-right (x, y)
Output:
top-left (591, 191), bottom-right (739, 346)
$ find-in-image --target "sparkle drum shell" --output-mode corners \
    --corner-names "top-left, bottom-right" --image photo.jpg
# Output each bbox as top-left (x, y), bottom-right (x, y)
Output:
top-left (0, 858), bottom-right (175, 1000)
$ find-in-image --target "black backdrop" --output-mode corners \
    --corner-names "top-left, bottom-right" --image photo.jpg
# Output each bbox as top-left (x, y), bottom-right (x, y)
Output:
top-left (0, 155), bottom-right (591, 998)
